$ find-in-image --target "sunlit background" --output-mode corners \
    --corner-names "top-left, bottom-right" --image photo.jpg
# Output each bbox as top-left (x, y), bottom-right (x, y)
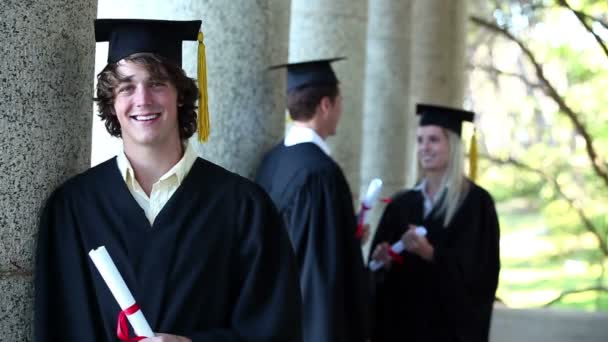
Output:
top-left (467, 0), bottom-right (607, 311)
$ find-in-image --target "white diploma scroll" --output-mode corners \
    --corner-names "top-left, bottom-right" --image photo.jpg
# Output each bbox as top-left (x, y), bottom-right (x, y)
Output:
top-left (369, 226), bottom-right (428, 271)
top-left (89, 246), bottom-right (155, 338)
top-left (362, 178), bottom-right (383, 209)
top-left (356, 178), bottom-right (384, 238)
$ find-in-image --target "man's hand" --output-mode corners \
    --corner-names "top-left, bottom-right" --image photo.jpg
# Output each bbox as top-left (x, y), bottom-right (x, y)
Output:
top-left (401, 224), bottom-right (434, 261)
top-left (360, 223), bottom-right (371, 245)
top-left (371, 242), bottom-right (393, 269)
top-left (142, 333), bottom-right (192, 342)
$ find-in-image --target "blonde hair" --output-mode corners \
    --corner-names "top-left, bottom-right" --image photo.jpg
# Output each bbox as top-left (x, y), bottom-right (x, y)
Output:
top-left (414, 129), bottom-right (470, 226)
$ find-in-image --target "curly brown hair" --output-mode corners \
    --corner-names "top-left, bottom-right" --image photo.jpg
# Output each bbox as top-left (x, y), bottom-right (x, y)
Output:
top-left (95, 53), bottom-right (198, 139)
top-left (287, 83), bottom-right (339, 121)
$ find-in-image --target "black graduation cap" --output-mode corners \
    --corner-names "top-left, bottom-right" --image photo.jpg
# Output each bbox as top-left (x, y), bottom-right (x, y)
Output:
top-left (95, 19), bottom-right (201, 65)
top-left (416, 103), bottom-right (474, 136)
top-left (269, 57), bottom-right (345, 92)
top-left (94, 18), bottom-right (211, 142)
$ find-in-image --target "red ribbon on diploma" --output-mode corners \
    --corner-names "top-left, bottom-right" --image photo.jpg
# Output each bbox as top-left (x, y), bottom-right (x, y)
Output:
top-left (388, 249), bottom-right (404, 264)
top-left (355, 203), bottom-right (370, 239)
top-left (117, 303), bottom-right (147, 341)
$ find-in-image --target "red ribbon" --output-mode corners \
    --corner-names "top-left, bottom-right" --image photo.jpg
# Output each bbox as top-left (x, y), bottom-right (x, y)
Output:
top-left (388, 249), bottom-right (404, 264)
top-left (355, 204), bottom-right (370, 239)
top-left (117, 303), bottom-right (147, 342)
top-left (381, 198), bottom-right (392, 204)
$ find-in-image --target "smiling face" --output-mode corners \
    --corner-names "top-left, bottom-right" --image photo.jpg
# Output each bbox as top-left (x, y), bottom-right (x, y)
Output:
top-left (112, 60), bottom-right (180, 150)
top-left (416, 125), bottom-right (450, 173)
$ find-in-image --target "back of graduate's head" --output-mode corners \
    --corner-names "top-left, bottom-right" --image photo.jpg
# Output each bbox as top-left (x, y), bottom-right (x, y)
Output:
top-left (93, 19), bottom-right (209, 141)
top-left (287, 84), bottom-right (340, 121)
top-left (270, 57), bottom-right (344, 121)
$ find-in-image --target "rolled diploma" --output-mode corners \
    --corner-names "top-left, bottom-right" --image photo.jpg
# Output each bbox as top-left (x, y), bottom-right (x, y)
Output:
top-left (369, 226), bottom-right (427, 271)
top-left (89, 246), bottom-right (154, 338)
top-left (362, 178), bottom-right (383, 208)
top-left (357, 179), bottom-right (383, 237)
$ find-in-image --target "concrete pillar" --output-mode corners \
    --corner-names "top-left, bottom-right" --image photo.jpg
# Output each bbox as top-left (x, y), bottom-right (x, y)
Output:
top-left (0, 1), bottom-right (97, 340)
top-left (411, 0), bottom-right (468, 106)
top-left (408, 0), bottom-right (469, 184)
top-left (289, 0), bottom-right (368, 195)
top-left (94, 1), bottom-right (291, 179)
top-left (360, 0), bottom-right (413, 254)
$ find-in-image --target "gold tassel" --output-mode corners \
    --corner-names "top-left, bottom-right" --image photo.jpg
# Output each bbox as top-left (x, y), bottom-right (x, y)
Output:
top-left (197, 31), bottom-right (210, 142)
top-left (469, 128), bottom-right (478, 181)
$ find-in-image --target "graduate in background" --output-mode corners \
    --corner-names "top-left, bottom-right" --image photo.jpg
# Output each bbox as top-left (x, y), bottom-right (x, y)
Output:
top-left (35, 19), bottom-right (302, 342)
top-left (256, 58), bottom-right (370, 342)
top-left (369, 104), bottom-right (500, 342)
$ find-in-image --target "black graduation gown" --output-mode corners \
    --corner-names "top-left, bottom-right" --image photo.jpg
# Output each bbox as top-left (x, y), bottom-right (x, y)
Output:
top-left (369, 181), bottom-right (500, 342)
top-left (255, 142), bottom-right (370, 342)
top-left (35, 157), bottom-right (303, 342)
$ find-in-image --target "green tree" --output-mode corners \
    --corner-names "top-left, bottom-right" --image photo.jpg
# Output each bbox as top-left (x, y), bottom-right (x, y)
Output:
top-left (468, 0), bottom-right (608, 311)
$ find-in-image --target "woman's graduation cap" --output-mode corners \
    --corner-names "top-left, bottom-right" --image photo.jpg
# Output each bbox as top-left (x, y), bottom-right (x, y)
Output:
top-left (416, 103), bottom-right (479, 180)
top-left (416, 103), bottom-right (474, 137)
top-left (95, 19), bottom-right (210, 142)
top-left (269, 57), bottom-right (345, 92)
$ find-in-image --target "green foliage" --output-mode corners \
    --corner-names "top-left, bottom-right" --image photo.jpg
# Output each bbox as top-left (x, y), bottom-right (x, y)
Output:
top-left (481, 164), bottom-right (543, 201)
top-left (470, 0), bottom-right (608, 311)
top-left (551, 45), bottom-right (598, 83)
top-left (497, 204), bottom-right (608, 311)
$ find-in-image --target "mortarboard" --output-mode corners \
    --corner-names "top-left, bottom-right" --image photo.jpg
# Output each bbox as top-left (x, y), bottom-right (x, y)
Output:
top-left (269, 57), bottom-right (345, 92)
top-left (416, 103), bottom-right (474, 137)
top-left (95, 19), bottom-right (210, 142)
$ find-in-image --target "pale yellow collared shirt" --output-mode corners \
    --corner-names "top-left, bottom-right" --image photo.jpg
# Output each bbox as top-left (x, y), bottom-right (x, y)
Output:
top-left (116, 142), bottom-right (198, 225)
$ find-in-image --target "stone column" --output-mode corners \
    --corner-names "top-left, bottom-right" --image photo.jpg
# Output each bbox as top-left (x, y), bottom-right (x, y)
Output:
top-left (411, 0), bottom-right (468, 106)
top-left (94, 0), bottom-right (291, 179)
top-left (408, 0), bottom-right (469, 184)
top-left (360, 0), bottom-right (413, 253)
top-left (289, 0), bottom-right (368, 195)
top-left (360, 1), bottom-right (413, 201)
top-left (0, 1), bottom-right (97, 340)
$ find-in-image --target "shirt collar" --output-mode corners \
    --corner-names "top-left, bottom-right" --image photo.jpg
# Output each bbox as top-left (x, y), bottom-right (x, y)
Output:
top-left (116, 149), bottom-right (132, 182)
top-left (116, 141), bottom-right (198, 185)
top-left (159, 141), bottom-right (198, 183)
top-left (284, 125), bottom-right (331, 156)
top-left (414, 179), bottom-right (446, 203)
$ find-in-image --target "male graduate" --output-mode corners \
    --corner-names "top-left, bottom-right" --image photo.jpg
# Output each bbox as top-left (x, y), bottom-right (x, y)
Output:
top-left (255, 59), bottom-right (370, 342)
top-left (35, 19), bottom-right (302, 342)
